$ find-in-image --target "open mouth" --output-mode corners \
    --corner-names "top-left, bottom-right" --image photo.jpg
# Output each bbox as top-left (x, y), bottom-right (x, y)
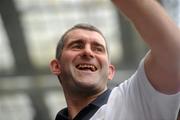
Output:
top-left (76, 64), bottom-right (97, 72)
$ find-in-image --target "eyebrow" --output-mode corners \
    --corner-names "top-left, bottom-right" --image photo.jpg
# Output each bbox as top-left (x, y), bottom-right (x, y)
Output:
top-left (92, 41), bottom-right (105, 47)
top-left (65, 39), bottom-right (84, 48)
top-left (65, 38), bottom-right (106, 50)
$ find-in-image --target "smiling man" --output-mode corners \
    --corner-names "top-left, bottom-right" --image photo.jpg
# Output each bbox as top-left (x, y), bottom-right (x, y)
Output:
top-left (50, 0), bottom-right (180, 120)
top-left (50, 25), bottom-right (115, 120)
top-left (54, 27), bottom-right (114, 95)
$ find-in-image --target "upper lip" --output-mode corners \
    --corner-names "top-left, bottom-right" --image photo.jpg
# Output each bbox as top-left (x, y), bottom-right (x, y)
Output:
top-left (76, 63), bottom-right (97, 72)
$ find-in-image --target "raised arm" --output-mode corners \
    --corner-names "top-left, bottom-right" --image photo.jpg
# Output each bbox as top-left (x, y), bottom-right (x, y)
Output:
top-left (112, 0), bottom-right (180, 94)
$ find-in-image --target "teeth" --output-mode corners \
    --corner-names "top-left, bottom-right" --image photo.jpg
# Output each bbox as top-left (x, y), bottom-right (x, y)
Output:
top-left (76, 64), bottom-right (97, 71)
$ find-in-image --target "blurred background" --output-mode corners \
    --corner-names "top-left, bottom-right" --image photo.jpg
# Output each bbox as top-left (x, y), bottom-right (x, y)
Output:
top-left (0, 0), bottom-right (179, 120)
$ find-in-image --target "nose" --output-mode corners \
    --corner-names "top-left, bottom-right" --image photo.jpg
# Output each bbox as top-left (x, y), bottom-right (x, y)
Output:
top-left (81, 45), bottom-right (94, 59)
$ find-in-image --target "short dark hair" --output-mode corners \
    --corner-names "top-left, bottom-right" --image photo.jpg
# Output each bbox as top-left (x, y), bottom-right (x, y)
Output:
top-left (55, 23), bottom-right (109, 59)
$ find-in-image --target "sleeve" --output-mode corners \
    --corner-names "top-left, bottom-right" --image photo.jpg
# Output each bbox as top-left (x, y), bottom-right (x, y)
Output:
top-left (129, 57), bottom-right (180, 120)
top-left (91, 57), bottom-right (180, 120)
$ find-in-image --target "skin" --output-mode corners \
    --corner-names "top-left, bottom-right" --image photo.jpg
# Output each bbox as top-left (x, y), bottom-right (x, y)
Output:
top-left (112, 0), bottom-right (180, 94)
top-left (50, 29), bottom-right (115, 119)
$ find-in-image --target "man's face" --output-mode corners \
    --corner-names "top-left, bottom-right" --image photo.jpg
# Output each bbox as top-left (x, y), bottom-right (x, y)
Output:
top-left (58, 29), bottom-right (115, 94)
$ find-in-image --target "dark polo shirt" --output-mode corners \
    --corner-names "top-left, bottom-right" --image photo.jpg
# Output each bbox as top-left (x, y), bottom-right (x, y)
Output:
top-left (55, 89), bottom-right (111, 120)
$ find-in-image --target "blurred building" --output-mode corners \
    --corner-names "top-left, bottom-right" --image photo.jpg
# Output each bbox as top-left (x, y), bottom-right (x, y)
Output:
top-left (0, 0), bottom-right (178, 120)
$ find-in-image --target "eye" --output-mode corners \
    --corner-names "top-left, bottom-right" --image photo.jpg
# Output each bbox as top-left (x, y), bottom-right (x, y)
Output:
top-left (93, 46), bottom-right (105, 53)
top-left (71, 43), bottom-right (83, 50)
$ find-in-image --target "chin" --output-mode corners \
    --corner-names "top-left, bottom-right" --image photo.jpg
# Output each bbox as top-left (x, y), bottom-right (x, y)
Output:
top-left (76, 81), bottom-right (106, 93)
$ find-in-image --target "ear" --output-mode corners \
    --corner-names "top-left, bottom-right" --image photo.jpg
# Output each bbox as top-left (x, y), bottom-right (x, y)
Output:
top-left (108, 64), bottom-right (115, 80)
top-left (49, 59), bottom-right (61, 75)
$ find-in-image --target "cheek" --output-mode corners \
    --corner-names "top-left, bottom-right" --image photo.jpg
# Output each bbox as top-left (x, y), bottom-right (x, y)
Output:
top-left (61, 51), bottom-right (75, 62)
top-left (60, 51), bottom-right (80, 71)
top-left (98, 56), bottom-right (114, 79)
top-left (99, 56), bottom-right (109, 66)
top-left (97, 56), bottom-right (110, 75)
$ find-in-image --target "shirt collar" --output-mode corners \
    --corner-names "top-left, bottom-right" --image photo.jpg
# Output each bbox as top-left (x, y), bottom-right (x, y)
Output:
top-left (56, 89), bottom-right (111, 120)
top-left (90, 89), bottom-right (111, 107)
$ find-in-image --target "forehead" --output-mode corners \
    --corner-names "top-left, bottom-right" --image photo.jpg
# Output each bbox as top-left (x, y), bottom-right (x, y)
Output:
top-left (64, 29), bottom-right (107, 46)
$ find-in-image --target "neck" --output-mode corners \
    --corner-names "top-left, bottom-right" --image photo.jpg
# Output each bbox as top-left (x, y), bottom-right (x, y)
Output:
top-left (64, 88), bottom-right (106, 120)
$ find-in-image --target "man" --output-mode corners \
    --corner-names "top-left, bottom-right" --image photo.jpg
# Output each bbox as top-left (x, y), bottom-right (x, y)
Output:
top-left (50, 0), bottom-right (180, 120)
